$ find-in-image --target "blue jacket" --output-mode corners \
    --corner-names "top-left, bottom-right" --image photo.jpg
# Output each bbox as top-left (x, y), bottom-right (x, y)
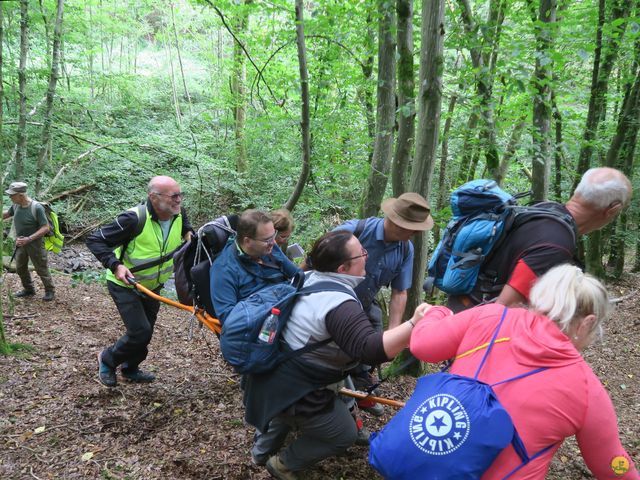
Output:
top-left (210, 240), bottom-right (301, 323)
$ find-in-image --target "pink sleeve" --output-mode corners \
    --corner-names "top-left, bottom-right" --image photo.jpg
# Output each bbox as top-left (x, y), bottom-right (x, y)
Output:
top-left (576, 375), bottom-right (639, 479)
top-left (409, 306), bottom-right (473, 363)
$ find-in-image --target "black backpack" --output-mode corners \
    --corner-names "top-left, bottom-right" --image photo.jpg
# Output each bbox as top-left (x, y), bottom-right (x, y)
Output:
top-left (173, 215), bottom-right (239, 314)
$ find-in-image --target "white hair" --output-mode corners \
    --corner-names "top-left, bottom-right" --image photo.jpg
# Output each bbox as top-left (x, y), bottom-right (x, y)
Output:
top-left (574, 168), bottom-right (631, 209)
top-left (529, 264), bottom-right (611, 338)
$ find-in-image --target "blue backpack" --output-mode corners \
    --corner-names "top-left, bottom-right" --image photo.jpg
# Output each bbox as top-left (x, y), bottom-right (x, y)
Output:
top-left (220, 276), bottom-right (357, 374)
top-left (369, 308), bottom-right (553, 480)
top-left (426, 179), bottom-right (576, 296)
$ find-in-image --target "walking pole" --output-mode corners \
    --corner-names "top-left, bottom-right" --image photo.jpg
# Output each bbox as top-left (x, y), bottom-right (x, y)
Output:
top-left (130, 278), bottom-right (407, 409)
top-left (338, 387), bottom-right (405, 409)
top-left (127, 277), bottom-right (221, 335)
top-left (9, 246), bottom-right (18, 267)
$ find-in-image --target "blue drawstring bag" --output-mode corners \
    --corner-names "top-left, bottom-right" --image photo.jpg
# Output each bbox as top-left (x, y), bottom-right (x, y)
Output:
top-left (369, 308), bottom-right (552, 480)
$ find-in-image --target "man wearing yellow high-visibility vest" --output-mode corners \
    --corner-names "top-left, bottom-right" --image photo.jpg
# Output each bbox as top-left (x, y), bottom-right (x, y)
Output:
top-left (87, 176), bottom-right (193, 387)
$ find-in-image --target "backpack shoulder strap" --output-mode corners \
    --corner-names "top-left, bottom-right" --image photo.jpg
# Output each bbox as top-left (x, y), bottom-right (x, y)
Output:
top-left (30, 200), bottom-right (45, 218)
top-left (353, 218), bottom-right (367, 238)
top-left (510, 203), bottom-right (577, 245)
top-left (132, 203), bottom-right (147, 238)
top-left (119, 203), bottom-right (147, 262)
top-left (279, 281), bottom-right (360, 363)
top-left (299, 280), bottom-right (358, 300)
top-left (473, 307), bottom-right (509, 379)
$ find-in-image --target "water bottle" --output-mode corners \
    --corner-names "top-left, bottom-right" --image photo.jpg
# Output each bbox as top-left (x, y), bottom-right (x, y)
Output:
top-left (258, 307), bottom-right (281, 344)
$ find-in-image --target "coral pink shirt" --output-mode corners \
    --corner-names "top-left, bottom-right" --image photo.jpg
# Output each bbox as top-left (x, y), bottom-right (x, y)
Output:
top-left (409, 303), bottom-right (638, 480)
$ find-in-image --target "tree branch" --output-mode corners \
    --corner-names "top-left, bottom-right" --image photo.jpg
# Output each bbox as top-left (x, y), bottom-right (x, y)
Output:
top-left (202, 0), bottom-right (281, 108)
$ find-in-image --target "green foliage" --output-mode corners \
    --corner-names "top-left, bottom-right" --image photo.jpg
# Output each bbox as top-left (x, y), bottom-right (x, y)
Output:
top-left (0, 341), bottom-right (35, 357)
top-left (0, 0), bottom-right (635, 268)
top-left (70, 269), bottom-right (106, 287)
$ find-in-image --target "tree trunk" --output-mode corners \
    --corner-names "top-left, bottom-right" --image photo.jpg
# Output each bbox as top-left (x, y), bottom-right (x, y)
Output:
top-left (391, 0), bottom-right (415, 197)
top-left (170, 2), bottom-right (192, 116)
top-left (605, 69), bottom-right (640, 168)
top-left (551, 88), bottom-right (565, 201)
top-left (496, 115), bottom-right (527, 186)
top-left (456, 110), bottom-right (479, 185)
top-left (0, 0), bottom-right (8, 353)
top-left (87, 5), bottom-right (94, 99)
top-left (164, 35), bottom-right (181, 128)
top-left (573, 0), bottom-right (631, 191)
top-left (35, 0), bottom-right (64, 196)
top-left (531, 0), bottom-right (556, 201)
top-left (16, 0), bottom-right (29, 180)
top-left (634, 208), bottom-right (640, 272)
top-left (468, 139), bottom-right (481, 181)
top-left (608, 68), bottom-right (640, 277)
top-left (358, 12), bottom-right (376, 163)
top-left (231, 1), bottom-right (250, 173)
top-left (38, 0), bottom-right (50, 62)
top-left (434, 92), bottom-right (458, 244)
top-left (406, 0), bottom-right (445, 316)
top-left (457, 0), bottom-right (501, 180)
top-left (283, 0), bottom-right (311, 213)
top-left (360, 0), bottom-right (396, 217)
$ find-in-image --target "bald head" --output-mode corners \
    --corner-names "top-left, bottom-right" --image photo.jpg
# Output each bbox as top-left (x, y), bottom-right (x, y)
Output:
top-left (148, 175), bottom-right (179, 194)
top-left (147, 176), bottom-right (183, 220)
top-left (567, 167), bottom-right (632, 235)
top-left (573, 167), bottom-right (632, 209)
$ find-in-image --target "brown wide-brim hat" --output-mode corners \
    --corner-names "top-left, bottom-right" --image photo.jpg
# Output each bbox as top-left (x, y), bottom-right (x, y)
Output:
top-left (381, 192), bottom-right (434, 231)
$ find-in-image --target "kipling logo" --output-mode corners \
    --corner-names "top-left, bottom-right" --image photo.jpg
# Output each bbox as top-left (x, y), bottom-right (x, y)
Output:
top-left (409, 393), bottom-right (470, 455)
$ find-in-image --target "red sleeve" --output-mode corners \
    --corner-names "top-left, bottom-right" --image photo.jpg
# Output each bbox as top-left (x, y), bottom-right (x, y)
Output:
top-left (410, 306), bottom-right (472, 363)
top-left (576, 374), bottom-right (639, 479)
top-left (507, 259), bottom-right (538, 300)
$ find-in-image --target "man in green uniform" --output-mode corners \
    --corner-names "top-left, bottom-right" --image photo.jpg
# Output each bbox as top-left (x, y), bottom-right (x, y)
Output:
top-left (2, 182), bottom-right (55, 301)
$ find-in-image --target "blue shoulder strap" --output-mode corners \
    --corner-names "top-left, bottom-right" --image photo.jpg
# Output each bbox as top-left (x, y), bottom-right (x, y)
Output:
top-left (473, 307), bottom-right (509, 379)
top-left (278, 280), bottom-right (358, 362)
top-left (472, 307), bottom-right (554, 475)
top-left (299, 280), bottom-right (358, 300)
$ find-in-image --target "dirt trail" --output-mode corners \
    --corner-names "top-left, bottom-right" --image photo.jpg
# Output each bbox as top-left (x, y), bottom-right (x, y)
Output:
top-left (0, 271), bottom-right (638, 479)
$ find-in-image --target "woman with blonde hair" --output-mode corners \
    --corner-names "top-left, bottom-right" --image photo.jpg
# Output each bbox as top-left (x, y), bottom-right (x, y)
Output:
top-left (410, 264), bottom-right (638, 479)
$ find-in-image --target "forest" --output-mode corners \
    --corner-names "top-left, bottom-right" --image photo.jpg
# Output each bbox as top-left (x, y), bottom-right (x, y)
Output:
top-left (0, 0), bottom-right (638, 479)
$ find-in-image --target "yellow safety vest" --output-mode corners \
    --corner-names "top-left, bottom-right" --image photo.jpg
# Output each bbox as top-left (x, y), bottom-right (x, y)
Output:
top-left (106, 206), bottom-right (183, 290)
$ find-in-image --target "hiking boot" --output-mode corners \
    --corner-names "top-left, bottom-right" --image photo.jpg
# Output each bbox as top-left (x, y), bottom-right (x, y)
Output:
top-left (43, 290), bottom-right (55, 302)
top-left (357, 397), bottom-right (385, 417)
top-left (121, 368), bottom-right (155, 383)
top-left (97, 351), bottom-right (117, 387)
top-left (265, 455), bottom-right (298, 480)
top-left (354, 416), bottom-right (371, 447)
top-left (15, 289), bottom-right (35, 298)
top-left (251, 451), bottom-right (267, 467)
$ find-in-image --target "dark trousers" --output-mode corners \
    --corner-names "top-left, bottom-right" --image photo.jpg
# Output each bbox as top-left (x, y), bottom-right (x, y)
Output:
top-left (252, 397), bottom-right (357, 471)
top-left (102, 281), bottom-right (161, 371)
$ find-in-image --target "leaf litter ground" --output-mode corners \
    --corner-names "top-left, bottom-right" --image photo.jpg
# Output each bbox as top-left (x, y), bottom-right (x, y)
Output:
top-left (0, 267), bottom-right (638, 479)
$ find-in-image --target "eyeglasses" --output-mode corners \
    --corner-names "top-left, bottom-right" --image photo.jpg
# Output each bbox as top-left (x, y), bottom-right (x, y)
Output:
top-left (153, 192), bottom-right (185, 201)
top-left (252, 232), bottom-right (278, 245)
top-left (347, 247), bottom-right (368, 261)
